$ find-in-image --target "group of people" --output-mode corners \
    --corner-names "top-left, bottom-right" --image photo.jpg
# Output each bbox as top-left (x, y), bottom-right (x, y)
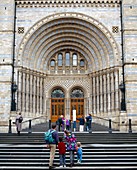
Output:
top-left (45, 124), bottom-right (82, 169)
top-left (77, 113), bottom-right (92, 132)
top-left (57, 113), bottom-right (92, 132)
top-left (57, 115), bottom-right (70, 131)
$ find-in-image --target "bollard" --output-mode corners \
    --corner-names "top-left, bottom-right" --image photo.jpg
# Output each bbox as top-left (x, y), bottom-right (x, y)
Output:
top-left (49, 120), bottom-right (51, 129)
top-left (69, 120), bottom-right (71, 131)
top-left (8, 119), bottom-right (12, 133)
top-left (128, 119), bottom-right (132, 133)
top-left (28, 119), bottom-right (32, 134)
top-left (109, 119), bottom-right (112, 133)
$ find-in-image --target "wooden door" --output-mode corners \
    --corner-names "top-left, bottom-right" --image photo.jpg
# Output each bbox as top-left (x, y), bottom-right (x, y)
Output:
top-left (51, 98), bottom-right (65, 122)
top-left (71, 98), bottom-right (84, 121)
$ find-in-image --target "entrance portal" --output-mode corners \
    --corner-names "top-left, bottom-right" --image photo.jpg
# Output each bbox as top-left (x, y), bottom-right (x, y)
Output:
top-left (70, 89), bottom-right (84, 121)
top-left (51, 89), bottom-right (65, 122)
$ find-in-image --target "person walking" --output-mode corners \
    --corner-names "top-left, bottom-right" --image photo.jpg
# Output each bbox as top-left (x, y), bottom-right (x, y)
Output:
top-left (76, 142), bottom-right (83, 164)
top-left (77, 115), bottom-right (85, 132)
top-left (15, 112), bottom-right (23, 135)
top-left (57, 137), bottom-right (66, 167)
top-left (64, 130), bottom-right (77, 167)
top-left (45, 124), bottom-right (59, 169)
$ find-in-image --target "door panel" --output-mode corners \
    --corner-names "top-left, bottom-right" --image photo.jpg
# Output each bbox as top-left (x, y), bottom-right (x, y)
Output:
top-left (71, 98), bottom-right (84, 121)
top-left (51, 98), bottom-right (64, 122)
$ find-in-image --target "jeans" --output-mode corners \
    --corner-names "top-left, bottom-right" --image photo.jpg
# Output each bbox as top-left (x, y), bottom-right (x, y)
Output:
top-left (59, 154), bottom-right (66, 166)
top-left (77, 153), bottom-right (82, 162)
top-left (69, 150), bottom-right (75, 164)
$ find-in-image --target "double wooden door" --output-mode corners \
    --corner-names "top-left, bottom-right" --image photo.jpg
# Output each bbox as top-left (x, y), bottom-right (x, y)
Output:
top-left (51, 98), bottom-right (84, 122)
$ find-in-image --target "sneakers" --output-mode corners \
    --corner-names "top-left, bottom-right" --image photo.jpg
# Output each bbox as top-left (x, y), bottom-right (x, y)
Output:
top-left (77, 160), bottom-right (81, 164)
top-left (59, 165), bottom-right (63, 167)
top-left (64, 165), bottom-right (66, 167)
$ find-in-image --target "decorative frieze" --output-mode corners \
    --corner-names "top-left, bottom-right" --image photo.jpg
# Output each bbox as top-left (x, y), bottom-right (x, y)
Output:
top-left (16, 0), bottom-right (121, 8)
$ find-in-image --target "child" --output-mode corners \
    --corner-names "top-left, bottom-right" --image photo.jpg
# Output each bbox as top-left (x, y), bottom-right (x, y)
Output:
top-left (64, 130), bottom-right (77, 167)
top-left (57, 137), bottom-right (66, 167)
top-left (76, 142), bottom-right (82, 164)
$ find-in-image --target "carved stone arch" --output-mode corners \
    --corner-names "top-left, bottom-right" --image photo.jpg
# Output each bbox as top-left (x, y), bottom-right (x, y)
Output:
top-left (17, 12), bottom-right (120, 72)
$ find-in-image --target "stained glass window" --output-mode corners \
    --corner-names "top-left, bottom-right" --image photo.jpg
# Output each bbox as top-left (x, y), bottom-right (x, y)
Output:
top-left (51, 89), bottom-right (65, 98)
top-left (70, 89), bottom-right (84, 98)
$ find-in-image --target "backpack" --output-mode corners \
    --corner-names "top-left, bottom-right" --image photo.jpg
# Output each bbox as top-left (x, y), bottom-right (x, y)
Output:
top-left (19, 116), bottom-right (23, 123)
top-left (44, 130), bottom-right (55, 143)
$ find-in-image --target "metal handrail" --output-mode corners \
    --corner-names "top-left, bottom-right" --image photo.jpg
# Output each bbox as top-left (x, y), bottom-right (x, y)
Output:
top-left (92, 114), bottom-right (120, 125)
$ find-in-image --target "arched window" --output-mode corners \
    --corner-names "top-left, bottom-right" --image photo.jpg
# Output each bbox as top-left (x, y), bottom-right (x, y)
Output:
top-left (71, 89), bottom-right (84, 98)
top-left (65, 52), bottom-right (70, 66)
top-left (51, 89), bottom-right (65, 98)
top-left (72, 53), bottom-right (77, 66)
top-left (80, 59), bottom-right (85, 66)
top-left (50, 60), bottom-right (55, 66)
top-left (58, 53), bottom-right (63, 66)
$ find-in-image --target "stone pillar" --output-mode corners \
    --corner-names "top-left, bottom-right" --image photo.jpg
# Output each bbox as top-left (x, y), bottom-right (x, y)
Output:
top-left (0, 0), bottom-right (15, 132)
top-left (122, 0), bottom-right (137, 131)
top-left (100, 74), bottom-right (103, 115)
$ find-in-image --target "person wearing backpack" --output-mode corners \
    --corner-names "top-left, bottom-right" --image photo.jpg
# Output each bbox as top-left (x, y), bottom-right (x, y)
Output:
top-left (45, 124), bottom-right (59, 169)
top-left (15, 112), bottom-right (23, 136)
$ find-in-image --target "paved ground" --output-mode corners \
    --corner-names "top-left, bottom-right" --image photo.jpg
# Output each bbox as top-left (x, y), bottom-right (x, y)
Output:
top-left (22, 122), bottom-right (118, 133)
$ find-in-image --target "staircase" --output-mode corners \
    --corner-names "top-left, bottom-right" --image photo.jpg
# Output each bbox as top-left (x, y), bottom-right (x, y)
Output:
top-left (0, 132), bottom-right (137, 169)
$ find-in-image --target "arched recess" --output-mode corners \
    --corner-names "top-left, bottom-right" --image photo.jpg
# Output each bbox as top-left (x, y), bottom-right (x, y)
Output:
top-left (51, 88), bottom-right (65, 122)
top-left (70, 88), bottom-right (85, 121)
top-left (17, 12), bottom-right (120, 73)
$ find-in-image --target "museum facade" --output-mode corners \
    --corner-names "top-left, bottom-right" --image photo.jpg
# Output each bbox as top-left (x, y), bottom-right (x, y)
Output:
top-left (0, 0), bottom-right (137, 132)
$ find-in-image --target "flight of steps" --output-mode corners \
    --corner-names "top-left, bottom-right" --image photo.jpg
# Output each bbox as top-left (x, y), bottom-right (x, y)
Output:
top-left (0, 132), bottom-right (137, 169)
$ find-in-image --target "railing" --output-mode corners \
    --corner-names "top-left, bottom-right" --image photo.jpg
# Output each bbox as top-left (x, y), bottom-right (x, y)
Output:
top-left (8, 115), bottom-right (48, 134)
top-left (91, 114), bottom-right (134, 134)
top-left (8, 115), bottom-right (134, 134)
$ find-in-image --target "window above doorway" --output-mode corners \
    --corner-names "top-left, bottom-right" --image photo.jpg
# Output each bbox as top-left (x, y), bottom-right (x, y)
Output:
top-left (48, 50), bottom-right (87, 74)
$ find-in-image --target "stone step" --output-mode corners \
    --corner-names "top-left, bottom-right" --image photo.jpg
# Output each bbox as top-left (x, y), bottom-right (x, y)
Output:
top-left (0, 132), bottom-right (137, 144)
top-left (0, 136), bottom-right (137, 169)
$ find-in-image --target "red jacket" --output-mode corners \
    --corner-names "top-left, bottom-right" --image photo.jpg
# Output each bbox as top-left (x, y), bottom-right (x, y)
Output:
top-left (58, 142), bottom-right (66, 154)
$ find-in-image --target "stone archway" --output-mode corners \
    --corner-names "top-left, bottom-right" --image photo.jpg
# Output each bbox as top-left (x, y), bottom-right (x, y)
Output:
top-left (16, 12), bottom-right (121, 128)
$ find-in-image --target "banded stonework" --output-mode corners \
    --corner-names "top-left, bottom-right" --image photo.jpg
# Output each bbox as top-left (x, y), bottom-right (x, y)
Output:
top-left (0, 0), bottom-right (137, 132)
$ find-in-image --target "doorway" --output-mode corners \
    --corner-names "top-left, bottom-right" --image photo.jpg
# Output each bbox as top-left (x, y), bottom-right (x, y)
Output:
top-left (51, 89), bottom-right (65, 122)
top-left (70, 89), bottom-right (84, 121)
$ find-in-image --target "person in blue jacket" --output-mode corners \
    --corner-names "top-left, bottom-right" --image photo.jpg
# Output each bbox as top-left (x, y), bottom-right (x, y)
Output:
top-left (85, 113), bottom-right (92, 131)
top-left (77, 115), bottom-right (85, 132)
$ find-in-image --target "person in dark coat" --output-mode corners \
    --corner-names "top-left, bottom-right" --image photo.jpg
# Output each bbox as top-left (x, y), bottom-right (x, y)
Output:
top-left (85, 113), bottom-right (92, 131)
top-left (77, 115), bottom-right (85, 132)
top-left (57, 115), bottom-right (63, 131)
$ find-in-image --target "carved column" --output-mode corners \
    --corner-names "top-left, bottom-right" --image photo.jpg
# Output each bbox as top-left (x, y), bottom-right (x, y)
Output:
top-left (107, 72), bottom-right (111, 112)
top-left (17, 71), bottom-right (22, 112)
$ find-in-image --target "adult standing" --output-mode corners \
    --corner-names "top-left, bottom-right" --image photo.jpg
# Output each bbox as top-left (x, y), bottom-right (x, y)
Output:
top-left (57, 115), bottom-right (63, 131)
top-left (46, 124), bottom-right (59, 169)
top-left (15, 112), bottom-right (23, 135)
top-left (85, 113), bottom-right (92, 131)
top-left (64, 130), bottom-right (77, 167)
top-left (77, 115), bottom-right (85, 132)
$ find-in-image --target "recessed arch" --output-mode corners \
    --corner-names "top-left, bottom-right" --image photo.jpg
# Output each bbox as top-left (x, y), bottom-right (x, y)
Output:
top-left (17, 12), bottom-right (120, 73)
